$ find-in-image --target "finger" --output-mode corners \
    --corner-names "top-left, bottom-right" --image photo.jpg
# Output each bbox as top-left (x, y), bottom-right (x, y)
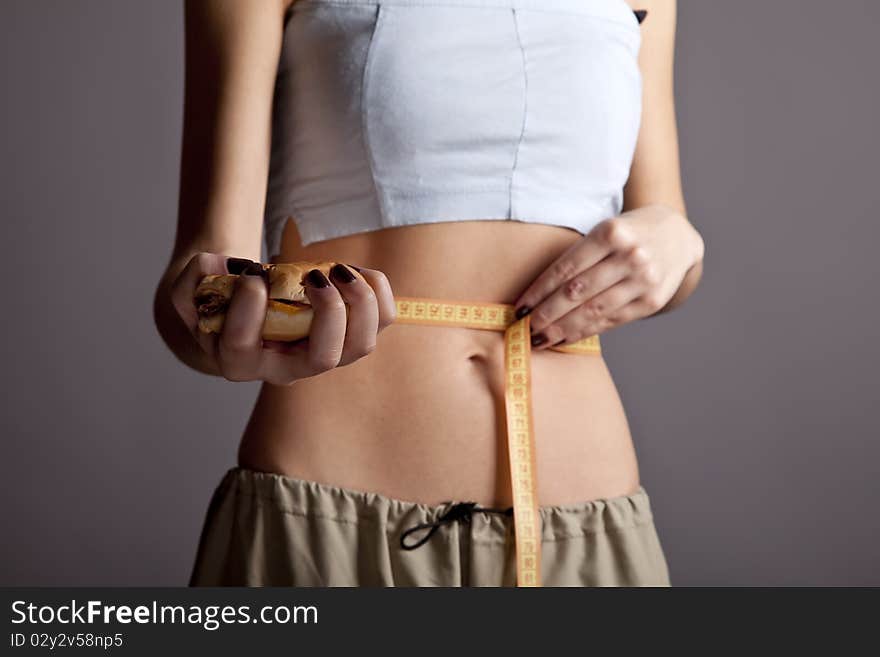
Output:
top-left (512, 218), bottom-right (635, 318)
top-left (618, 290), bottom-right (671, 321)
top-left (527, 249), bottom-right (636, 337)
top-left (259, 264), bottom-right (394, 383)
top-left (261, 268), bottom-right (347, 384)
top-left (262, 338), bottom-right (308, 354)
top-left (217, 264), bottom-right (269, 380)
top-left (328, 264), bottom-right (379, 366)
top-left (606, 297), bottom-right (653, 327)
top-left (170, 252), bottom-right (230, 356)
top-left (535, 277), bottom-right (644, 350)
top-left (170, 252), bottom-right (227, 333)
top-left (346, 264), bottom-right (397, 329)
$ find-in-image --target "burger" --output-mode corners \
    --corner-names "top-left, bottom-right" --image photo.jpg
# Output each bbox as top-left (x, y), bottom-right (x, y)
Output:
top-left (193, 261), bottom-right (354, 341)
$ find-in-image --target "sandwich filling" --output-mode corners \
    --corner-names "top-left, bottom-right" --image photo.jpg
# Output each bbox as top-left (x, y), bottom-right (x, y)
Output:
top-left (195, 291), bottom-right (309, 318)
top-left (194, 291), bottom-right (228, 318)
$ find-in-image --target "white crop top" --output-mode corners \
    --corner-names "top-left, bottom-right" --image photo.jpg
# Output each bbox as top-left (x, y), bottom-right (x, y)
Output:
top-left (263, 0), bottom-right (644, 259)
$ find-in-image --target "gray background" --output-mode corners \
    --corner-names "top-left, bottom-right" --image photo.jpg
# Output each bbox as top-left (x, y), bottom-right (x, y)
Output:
top-left (1, 1), bottom-right (877, 586)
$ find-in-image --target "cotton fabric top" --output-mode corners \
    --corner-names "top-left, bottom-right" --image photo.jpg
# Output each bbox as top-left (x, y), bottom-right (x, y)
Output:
top-left (264, 0), bottom-right (644, 258)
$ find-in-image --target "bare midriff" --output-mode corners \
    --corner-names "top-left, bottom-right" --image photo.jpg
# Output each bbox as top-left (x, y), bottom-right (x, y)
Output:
top-left (237, 218), bottom-right (641, 508)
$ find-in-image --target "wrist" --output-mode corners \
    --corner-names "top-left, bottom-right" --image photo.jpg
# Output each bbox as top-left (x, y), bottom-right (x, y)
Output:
top-left (686, 222), bottom-right (705, 270)
top-left (654, 203), bottom-right (704, 269)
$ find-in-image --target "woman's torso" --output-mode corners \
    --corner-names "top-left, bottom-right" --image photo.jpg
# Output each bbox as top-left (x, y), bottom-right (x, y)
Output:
top-left (238, 0), bottom-right (643, 507)
top-left (239, 219), bottom-right (640, 508)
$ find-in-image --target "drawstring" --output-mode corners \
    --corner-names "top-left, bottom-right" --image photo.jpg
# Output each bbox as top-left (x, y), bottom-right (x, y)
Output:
top-left (399, 501), bottom-right (514, 550)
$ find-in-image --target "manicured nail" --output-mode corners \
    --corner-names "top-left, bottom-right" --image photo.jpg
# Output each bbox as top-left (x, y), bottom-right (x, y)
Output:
top-left (241, 262), bottom-right (269, 286)
top-left (531, 333), bottom-right (547, 347)
top-left (305, 268), bottom-right (331, 288)
top-left (347, 263), bottom-right (363, 273)
top-left (515, 305), bottom-right (531, 319)
top-left (330, 263), bottom-right (357, 283)
top-left (227, 257), bottom-right (255, 275)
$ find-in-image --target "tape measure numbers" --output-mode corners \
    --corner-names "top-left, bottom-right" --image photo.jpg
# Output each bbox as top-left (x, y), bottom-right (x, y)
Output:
top-left (393, 296), bottom-right (601, 587)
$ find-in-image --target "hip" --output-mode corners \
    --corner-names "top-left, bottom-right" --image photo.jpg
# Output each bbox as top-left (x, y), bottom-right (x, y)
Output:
top-left (190, 466), bottom-right (670, 587)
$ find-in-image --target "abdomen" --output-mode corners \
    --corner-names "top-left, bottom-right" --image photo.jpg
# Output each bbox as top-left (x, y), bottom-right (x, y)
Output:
top-left (239, 219), bottom-right (641, 506)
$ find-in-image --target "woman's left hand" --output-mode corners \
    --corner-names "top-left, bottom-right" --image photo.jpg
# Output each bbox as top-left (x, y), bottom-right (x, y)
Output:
top-left (513, 204), bottom-right (705, 349)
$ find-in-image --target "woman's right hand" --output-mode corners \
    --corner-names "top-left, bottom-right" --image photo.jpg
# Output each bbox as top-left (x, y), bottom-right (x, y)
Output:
top-left (170, 253), bottom-right (397, 385)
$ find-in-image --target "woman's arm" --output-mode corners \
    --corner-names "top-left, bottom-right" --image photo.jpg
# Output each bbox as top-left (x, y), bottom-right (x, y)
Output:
top-left (153, 0), bottom-right (289, 375)
top-left (623, 0), bottom-right (704, 315)
top-left (511, 0), bottom-right (704, 347)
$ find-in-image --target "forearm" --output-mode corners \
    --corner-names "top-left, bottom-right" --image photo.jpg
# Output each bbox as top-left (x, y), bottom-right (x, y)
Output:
top-left (153, 258), bottom-right (222, 378)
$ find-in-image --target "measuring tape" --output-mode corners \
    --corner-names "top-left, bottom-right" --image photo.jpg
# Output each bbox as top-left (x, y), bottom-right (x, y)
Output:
top-left (393, 296), bottom-right (601, 587)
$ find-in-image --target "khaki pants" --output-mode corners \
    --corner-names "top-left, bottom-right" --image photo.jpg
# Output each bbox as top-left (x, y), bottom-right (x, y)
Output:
top-left (190, 467), bottom-right (671, 587)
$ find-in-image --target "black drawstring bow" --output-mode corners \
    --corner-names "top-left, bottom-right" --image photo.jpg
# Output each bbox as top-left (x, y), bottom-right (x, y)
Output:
top-left (400, 501), bottom-right (514, 550)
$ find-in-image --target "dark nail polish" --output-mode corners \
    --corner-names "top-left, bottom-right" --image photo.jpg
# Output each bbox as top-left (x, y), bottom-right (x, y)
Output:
top-left (330, 263), bottom-right (357, 283)
top-left (242, 261), bottom-right (267, 280)
top-left (515, 305), bottom-right (531, 320)
top-left (305, 268), bottom-right (331, 288)
top-left (531, 333), bottom-right (548, 347)
top-left (227, 257), bottom-right (255, 275)
top-left (347, 263), bottom-right (363, 273)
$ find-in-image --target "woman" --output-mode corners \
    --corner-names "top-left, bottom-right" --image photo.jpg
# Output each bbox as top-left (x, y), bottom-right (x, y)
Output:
top-left (154, 0), bottom-right (704, 586)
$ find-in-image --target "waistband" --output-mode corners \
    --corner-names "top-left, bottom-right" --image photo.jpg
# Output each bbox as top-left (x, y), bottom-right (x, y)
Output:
top-left (293, 0), bottom-right (641, 26)
top-left (219, 467), bottom-right (656, 544)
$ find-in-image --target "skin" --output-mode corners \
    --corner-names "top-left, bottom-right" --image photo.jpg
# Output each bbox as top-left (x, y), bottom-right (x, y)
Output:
top-left (154, 0), bottom-right (703, 507)
top-left (519, 0), bottom-right (704, 350)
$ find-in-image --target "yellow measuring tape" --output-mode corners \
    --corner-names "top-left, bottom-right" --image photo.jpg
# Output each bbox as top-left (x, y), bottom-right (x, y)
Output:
top-left (393, 296), bottom-right (601, 586)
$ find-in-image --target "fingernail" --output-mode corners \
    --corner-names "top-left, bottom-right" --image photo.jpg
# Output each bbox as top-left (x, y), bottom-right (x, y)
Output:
top-left (330, 263), bottom-right (357, 283)
top-left (531, 333), bottom-right (547, 347)
top-left (347, 263), bottom-right (363, 273)
top-left (242, 262), bottom-right (269, 285)
top-left (515, 305), bottom-right (531, 319)
top-left (552, 339), bottom-right (566, 347)
top-left (241, 262), bottom-right (263, 276)
top-left (227, 257), bottom-right (255, 275)
top-left (305, 268), bottom-right (331, 288)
